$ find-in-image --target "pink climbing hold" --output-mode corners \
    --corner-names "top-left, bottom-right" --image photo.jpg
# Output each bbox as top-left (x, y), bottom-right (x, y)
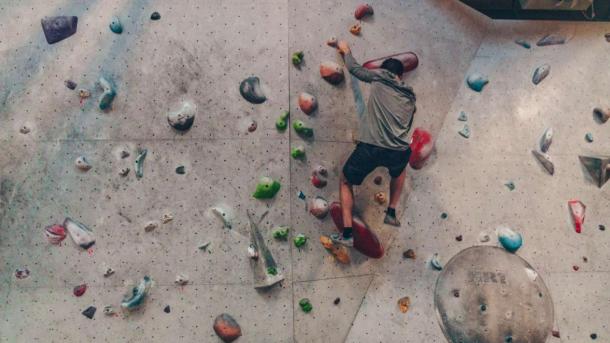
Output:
top-left (354, 3), bottom-right (374, 19)
top-left (408, 128), bottom-right (434, 170)
top-left (568, 200), bottom-right (586, 233)
top-left (363, 52), bottom-right (419, 74)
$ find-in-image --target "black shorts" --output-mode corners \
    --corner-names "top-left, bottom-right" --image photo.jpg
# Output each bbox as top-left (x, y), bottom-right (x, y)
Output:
top-left (342, 142), bottom-right (411, 185)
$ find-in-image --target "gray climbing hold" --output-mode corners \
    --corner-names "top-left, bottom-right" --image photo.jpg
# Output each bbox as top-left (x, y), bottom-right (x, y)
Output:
top-left (82, 306), bottom-right (96, 319)
top-left (540, 127), bottom-right (553, 153)
top-left (532, 150), bottom-right (554, 175)
top-left (135, 149), bottom-right (147, 179)
top-left (98, 76), bottom-right (116, 111)
top-left (593, 108), bottom-right (609, 123)
top-left (210, 206), bottom-right (232, 229)
top-left (167, 102), bottom-right (196, 131)
top-left (537, 34), bottom-right (565, 46)
top-left (504, 181), bottom-right (515, 191)
top-left (515, 39), bottom-right (531, 49)
top-left (585, 132), bottom-right (594, 143)
top-left (532, 64), bottom-right (550, 85)
top-left (466, 73), bottom-right (488, 92)
top-left (109, 16), bottom-right (123, 34)
top-left (64, 218), bottom-right (95, 249)
top-left (458, 111), bottom-right (468, 122)
top-left (458, 124), bottom-right (470, 139)
top-left (75, 156), bottom-right (92, 171)
top-left (41, 16), bottom-right (78, 44)
top-left (19, 126), bottom-right (31, 134)
top-left (240, 76), bottom-right (266, 104)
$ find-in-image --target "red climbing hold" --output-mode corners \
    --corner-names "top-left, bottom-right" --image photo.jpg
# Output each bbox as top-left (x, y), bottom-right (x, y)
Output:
top-left (73, 284), bottom-right (87, 297)
top-left (409, 128), bottom-right (434, 170)
top-left (568, 200), bottom-right (585, 233)
top-left (363, 51), bottom-right (419, 74)
top-left (354, 3), bottom-right (374, 19)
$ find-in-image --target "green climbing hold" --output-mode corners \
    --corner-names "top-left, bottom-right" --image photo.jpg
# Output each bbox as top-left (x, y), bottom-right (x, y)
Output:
top-left (135, 149), bottom-right (147, 179)
top-left (267, 266), bottom-right (278, 276)
top-left (272, 226), bottom-right (290, 240)
top-left (276, 111), bottom-right (289, 131)
top-left (98, 76), bottom-right (116, 111)
top-left (253, 176), bottom-right (281, 199)
top-left (293, 233), bottom-right (308, 248)
top-left (109, 16), bottom-right (123, 34)
top-left (585, 132), bottom-right (593, 143)
top-left (293, 120), bottom-right (313, 137)
top-left (299, 298), bottom-right (313, 313)
top-left (292, 51), bottom-right (304, 66)
top-left (291, 146), bottom-right (305, 159)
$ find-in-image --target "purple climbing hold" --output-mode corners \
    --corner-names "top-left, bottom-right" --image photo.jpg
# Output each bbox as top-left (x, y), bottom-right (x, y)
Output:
top-left (15, 268), bottom-right (30, 279)
top-left (41, 16), bottom-right (78, 44)
top-left (537, 34), bottom-right (565, 47)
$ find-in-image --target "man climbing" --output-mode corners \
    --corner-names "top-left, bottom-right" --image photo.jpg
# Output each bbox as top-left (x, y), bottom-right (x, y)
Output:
top-left (331, 40), bottom-right (416, 247)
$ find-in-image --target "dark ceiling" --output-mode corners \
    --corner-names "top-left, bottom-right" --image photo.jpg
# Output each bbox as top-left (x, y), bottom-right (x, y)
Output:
top-left (460, 0), bottom-right (610, 21)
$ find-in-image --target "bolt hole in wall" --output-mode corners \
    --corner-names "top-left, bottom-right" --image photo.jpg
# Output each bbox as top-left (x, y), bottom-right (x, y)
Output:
top-left (1, 1), bottom-right (609, 342)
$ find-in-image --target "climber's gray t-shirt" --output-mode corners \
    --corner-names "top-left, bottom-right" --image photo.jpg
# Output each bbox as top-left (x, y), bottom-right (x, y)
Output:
top-left (344, 52), bottom-right (416, 151)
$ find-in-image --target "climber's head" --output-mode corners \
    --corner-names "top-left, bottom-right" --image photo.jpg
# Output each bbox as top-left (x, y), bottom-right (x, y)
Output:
top-left (380, 58), bottom-right (404, 78)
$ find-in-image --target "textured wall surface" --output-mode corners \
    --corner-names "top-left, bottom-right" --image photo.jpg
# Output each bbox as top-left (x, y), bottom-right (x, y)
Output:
top-left (1, 0), bottom-right (608, 342)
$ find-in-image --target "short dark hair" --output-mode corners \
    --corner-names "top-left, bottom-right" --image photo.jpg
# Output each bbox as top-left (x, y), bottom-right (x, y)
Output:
top-left (380, 58), bottom-right (404, 77)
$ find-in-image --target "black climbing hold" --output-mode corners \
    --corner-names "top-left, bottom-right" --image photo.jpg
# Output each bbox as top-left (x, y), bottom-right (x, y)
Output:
top-left (599, 224), bottom-right (605, 231)
top-left (82, 306), bottom-right (96, 319)
top-left (64, 80), bottom-right (77, 90)
top-left (505, 336), bottom-right (513, 343)
top-left (239, 76), bottom-right (266, 104)
top-left (164, 305), bottom-right (171, 313)
top-left (590, 333), bottom-right (597, 340)
top-left (452, 289), bottom-right (460, 298)
top-left (441, 212), bottom-right (448, 219)
top-left (41, 16), bottom-right (78, 45)
top-left (334, 297), bottom-right (341, 305)
top-left (456, 235), bottom-right (463, 242)
top-left (151, 12), bottom-right (161, 20)
top-left (176, 166), bottom-right (186, 174)
top-left (480, 304), bottom-right (487, 312)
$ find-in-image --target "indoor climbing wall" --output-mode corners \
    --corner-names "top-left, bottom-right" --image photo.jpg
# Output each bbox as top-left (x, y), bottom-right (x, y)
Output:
top-left (2, 0), bottom-right (608, 342)
top-left (344, 21), bottom-right (610, 342)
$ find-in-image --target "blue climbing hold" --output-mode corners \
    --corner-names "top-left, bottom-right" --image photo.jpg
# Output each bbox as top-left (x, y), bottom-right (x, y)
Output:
top-left (497, 226), bottom-right (523, 253)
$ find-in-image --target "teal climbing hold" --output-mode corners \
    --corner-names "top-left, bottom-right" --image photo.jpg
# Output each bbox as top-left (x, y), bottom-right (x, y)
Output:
top-left (109, 16), bottom-right (123, 34)
top-left (497, 226), bottom-right (522, 253)
top-left (253, 177), bottom-right (281, 199)
top-left (585, 132), bottom-right (593, 143)
top-left (515, 39), bottom-right (531, 49)
top-left (121, 276), bottom-right (152, 310)
top-left (467, 73), bottom-right (488, 92)
top-left (98, 76), bottom-right (116, 111)
top-left (458, 124), bottom-right (470, 139)
top-left (505, 181), bottom-right (515, 191)
top-left (458, 111), bottom-right (468, 122)
top-left (293, 120), bottom-right (313, 137)
top-left (135, 149), bottom-right (147, 179)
